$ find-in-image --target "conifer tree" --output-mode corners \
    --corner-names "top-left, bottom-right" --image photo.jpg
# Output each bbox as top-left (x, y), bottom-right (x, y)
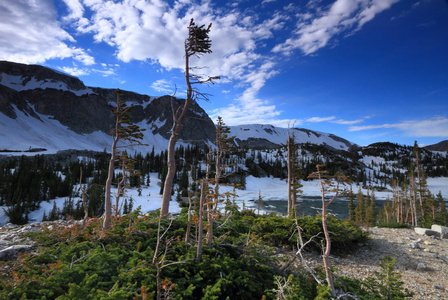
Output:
top-left (347, 190), bottom-right (356, 223)
top-left (103, 89), bottom-right (145, 230)
top-left (287, 128), bottom-right (302, 217)
top-left (355, 190), bottom-right (365, 225)
top-left (160, 19), bottom-right (219, 217)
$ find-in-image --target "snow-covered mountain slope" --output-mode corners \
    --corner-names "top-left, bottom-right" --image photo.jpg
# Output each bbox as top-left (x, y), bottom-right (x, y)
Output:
top-left (230, 124), bottom-right (357, 151)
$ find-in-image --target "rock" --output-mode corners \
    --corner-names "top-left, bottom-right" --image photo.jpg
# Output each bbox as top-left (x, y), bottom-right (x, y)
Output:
top-left (431, 225), bottom-right (448, 239)
top-left (17, 225), bottom-right (39, 233)
top-left (410, 242), bottom-right (421, 249)
top-left (439, 255), bottom-right (448, 262)
top-left (0, 244), bottom-right (34, 261)
top-left (1, 223), bottom-right (17, 230)
top-left (414, 227), bottom-right (440, 238)
top-left (416, 262), bottom-right (426, 271)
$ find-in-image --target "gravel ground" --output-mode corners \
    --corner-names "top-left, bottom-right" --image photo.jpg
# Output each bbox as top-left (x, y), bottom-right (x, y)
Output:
top-left (322, 227), bottom-right (448, 299)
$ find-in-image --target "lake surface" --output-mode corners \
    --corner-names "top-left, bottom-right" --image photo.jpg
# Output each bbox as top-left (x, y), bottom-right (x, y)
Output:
top-left (245, 196), bottom-right (387, 219)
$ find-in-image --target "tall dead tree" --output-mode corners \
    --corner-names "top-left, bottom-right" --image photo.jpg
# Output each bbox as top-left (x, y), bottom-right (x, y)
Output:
top-left (308, 165), bottom-right (348, 297)
top-left (160, 19), bottom-right (219, 217)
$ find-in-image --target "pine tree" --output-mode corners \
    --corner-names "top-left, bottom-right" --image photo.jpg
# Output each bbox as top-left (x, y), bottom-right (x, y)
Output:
top-left (348, 190), bottom-right (356, 223)
top-left (103, 90), bottom-right (145, 230)
top-left (355, 190), bottom-right (365, 225)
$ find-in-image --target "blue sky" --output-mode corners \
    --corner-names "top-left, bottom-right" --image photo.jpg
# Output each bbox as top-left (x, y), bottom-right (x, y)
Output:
top-left (1, 0), bottom-right (447, 147)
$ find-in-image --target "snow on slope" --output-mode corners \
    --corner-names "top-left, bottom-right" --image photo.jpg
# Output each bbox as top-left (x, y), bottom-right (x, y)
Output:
top-left (0, 73), bottom-right (93, 96)
top-left (230, 124), bottom-right (355, 150)
top-left (0, 104), bottom-right (169, 155)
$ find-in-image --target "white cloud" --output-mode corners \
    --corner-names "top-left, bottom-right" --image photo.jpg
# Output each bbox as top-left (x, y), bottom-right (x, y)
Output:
top-left (0, 0), bottom-right (94, 65)
top-left (60, 0), bottom-right (287, 125)
top-left (273, 0), bottom-right (400, 55)
top-left (59, 66), bottom-right (89, 76)
top-left (349, 117), bottom-right (448, 137)
top-left (306, 116), bottom-right (365, 125)
top-left (306, 116), bottom-right (336, 123)
top-left (91, 67), bottom-right (117, 77)
top-left (332, 118), bottom-right (364, 125)
top-left (151, 79), bottom-right (175, 94)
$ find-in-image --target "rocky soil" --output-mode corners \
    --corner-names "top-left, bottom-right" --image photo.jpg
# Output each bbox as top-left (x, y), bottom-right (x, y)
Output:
top-left (320, 227), bottom-right (448, 299)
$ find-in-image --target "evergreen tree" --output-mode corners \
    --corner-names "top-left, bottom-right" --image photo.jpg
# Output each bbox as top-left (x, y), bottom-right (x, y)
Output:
top-left (348, 190), bottom-right (356, 223)
top-left (103, 90), bottom-right (145, 230)
top-left (355, 190), bottom-right (366, 225)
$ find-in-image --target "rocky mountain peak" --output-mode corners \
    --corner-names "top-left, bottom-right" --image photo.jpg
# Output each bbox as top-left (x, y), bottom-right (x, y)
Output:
top-left (0, 60), bottom-right (90, 95)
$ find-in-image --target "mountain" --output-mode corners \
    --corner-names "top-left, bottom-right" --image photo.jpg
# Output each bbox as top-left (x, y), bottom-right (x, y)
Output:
top-left (425, 140), bottom-right (448, 152)
top-left (0, 61), bottom-right (215, 153)
top-left (229, 124), bottom-right (357, 151)
top-left (0, 61), bottom-right (357, 154)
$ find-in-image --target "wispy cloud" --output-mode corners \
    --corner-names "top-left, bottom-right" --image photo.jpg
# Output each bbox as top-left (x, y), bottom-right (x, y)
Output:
top-left (306, 116), bottom-right (336, 123)
top-left (306, 116), bottom-right (365, 125)
top-left (273, 0), bottom-right (400, 55)
top-left (59, 66), bottom-right (89, 77)
top-left (151, 79), bottom-right (175, 94)
top-left (350, 117), bottom-right (448, 137)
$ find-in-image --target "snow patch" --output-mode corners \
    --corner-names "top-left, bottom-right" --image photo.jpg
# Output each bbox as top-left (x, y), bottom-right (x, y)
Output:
top-left (0, 74), bottom-right (93, 96)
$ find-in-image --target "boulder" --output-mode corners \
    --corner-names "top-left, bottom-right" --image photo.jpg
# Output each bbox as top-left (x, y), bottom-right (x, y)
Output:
top-left (431, 225), bottom-right (448, 239)
top-left (414, 227), bottom-right (440, 238)
top-left (0, 244), bottom-right (34, 261)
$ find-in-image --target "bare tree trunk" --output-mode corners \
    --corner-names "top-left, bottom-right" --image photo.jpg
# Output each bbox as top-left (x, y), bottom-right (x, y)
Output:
top-left (315, 165), bottom-right (339, 297)
top-left (415, 150), bottom-right (425, 218)
top-left (103, 136), bottom-right (118, 231)
top-left (287, 129), bottom-right (298, 217)
top-left (160, 98), bottom-right (191, 217)
top-left (197, 179), bottom-right (206, 262)
top-left (160, 51), bottom-right (193, 217)
top-left (287, 137), bottom-right (293, 217)
top-left (79, 168), bottom-right (89, 229)
top-left (198, 151), bottom-right (211, 261)
top-left (114, 162), bottom-right (127, 217)
top-left (185, 167), bottom-right (193, 245)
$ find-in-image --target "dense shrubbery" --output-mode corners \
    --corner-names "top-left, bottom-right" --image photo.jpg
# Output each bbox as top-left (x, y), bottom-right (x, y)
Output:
top-left (0, 209), bottom-right (410, 299)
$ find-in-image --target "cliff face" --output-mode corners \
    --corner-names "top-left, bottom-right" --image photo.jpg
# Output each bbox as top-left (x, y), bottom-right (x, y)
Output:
top-left (0, 61), bottom-right (216, 152)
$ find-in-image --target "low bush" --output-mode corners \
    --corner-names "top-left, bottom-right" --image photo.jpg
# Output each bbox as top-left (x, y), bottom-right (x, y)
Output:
top-left (0, 211), bottom-right (403, 299)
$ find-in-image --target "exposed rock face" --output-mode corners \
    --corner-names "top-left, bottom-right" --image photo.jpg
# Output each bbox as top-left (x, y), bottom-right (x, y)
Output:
top-left (140, 95), bottom-right (216, 142)
top-left (0, 61), bottom-right (216, 147)
top-left (0, 60), bottom-right (88, 92)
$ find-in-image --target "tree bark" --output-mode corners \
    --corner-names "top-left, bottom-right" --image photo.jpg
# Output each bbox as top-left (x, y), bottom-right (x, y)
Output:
top-left (160, 46), bottom-right (193, 218)
top-left (103, 136), bottom-right (118, 230)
